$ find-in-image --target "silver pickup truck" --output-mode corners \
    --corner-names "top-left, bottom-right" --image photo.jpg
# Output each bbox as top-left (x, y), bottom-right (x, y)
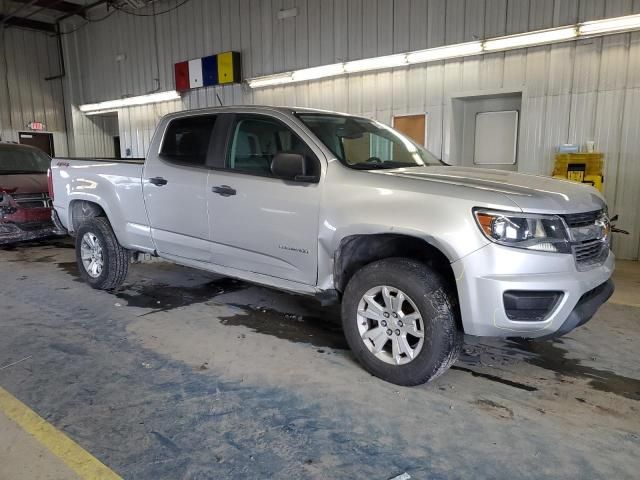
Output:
top-left (50, 106), bottom-right (614, 386)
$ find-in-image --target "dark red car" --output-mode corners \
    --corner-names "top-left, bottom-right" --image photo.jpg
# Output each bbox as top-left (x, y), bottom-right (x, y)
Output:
top-left (0, 143), bottom-right (58, 245)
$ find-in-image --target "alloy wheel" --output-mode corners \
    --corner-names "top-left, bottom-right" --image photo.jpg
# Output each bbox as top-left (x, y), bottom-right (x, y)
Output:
top-left (80, 232), bottom-right (104, 278)
top-left (356, 286), bottom-right (425, 365)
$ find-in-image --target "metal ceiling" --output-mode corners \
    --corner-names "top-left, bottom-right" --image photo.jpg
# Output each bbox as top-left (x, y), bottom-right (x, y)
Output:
top-left (0, 0), bottom-right (102, 32)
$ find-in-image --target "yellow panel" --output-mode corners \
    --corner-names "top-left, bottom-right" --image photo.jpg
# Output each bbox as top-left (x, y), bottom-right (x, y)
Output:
top-left (584, 175), bottom-right (604, 192)
top-left (217, 51), bottom-right (237, 84)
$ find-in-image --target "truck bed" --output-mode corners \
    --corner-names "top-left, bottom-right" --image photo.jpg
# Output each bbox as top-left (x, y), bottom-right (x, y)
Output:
top-left (50, 156), bottom-right (155, 253)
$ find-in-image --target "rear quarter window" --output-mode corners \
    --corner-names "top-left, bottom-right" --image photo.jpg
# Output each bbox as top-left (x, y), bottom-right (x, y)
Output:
top-left (160, 116), bottom-right (217, 167)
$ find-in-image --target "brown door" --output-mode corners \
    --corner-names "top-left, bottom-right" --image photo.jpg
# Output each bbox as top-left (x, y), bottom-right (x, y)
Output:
top-left (18, 132), bottom-right (54, 157)
top-left (393, 114), bottom-right (426, 146)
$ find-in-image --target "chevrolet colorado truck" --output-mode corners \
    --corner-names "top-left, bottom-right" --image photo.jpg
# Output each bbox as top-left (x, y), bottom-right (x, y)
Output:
top-left (50, 106), bottom-right (615, 386)
top-left (1, 143), bottom-right (57, 244)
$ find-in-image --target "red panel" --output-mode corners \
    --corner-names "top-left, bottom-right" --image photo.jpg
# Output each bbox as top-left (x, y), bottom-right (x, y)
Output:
top-left (174, 61), bottom-right (190, 92)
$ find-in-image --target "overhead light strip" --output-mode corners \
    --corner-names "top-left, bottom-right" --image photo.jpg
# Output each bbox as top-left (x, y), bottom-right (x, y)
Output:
top-left (406, 42), bottom-right (484, 64)
top-left (483, 26), bottom-right (578, 52)
top-left (579, 12), bottom-right (640, 35)
top-left (247, 13), bottom-right (640, 88)
top-left (79, 90), bottom-right (181, 113)
top-left (344, 53), bottom-right (408, 73)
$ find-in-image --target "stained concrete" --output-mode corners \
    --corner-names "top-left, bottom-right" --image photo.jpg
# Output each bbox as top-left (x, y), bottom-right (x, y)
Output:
top-left (0, 238), bottom-right (639, 479)
top-left (0, 411), bottom-right (80, 480)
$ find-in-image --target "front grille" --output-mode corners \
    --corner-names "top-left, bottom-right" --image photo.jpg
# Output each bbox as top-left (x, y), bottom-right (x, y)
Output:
top-left (11, 192), bottom-right (51, 209)
top-left (572, 238), bottom-right (608, 271)
top-left (562, 209), bottom-right (609, 270)
top-left (573, 239), bottom-right (605, 261)
top-left (562, 210), bottom-right (602, 228)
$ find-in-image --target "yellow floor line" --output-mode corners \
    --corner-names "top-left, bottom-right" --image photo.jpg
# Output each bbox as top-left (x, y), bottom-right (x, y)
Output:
top-left (0, 386), bottom-right (122, 480)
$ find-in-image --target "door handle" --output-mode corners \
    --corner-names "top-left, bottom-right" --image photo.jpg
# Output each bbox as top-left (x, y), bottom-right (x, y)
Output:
top-left (212, 185), bottom-right (236, 197)
top-left (148, 177), bottom-right (168, 186)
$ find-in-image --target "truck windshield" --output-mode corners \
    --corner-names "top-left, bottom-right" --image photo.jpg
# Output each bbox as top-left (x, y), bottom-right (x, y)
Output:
top-left (297, 113), bottom-right (441, 170)
top-left (0, 145), bottom-right (51, 175)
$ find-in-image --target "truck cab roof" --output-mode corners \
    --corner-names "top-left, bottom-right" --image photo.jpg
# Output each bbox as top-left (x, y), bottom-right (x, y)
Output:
top-left (160, 105), bottom-right (355, 122)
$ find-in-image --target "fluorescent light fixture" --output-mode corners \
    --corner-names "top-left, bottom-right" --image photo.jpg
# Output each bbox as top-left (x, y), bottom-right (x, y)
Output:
top-left (292, 63), bottom-right (345, 82)
top-left (484, 27), bottom-right (577, 51)
top-left (79, 90), bottom-right (181, 113)
top-left (246, 72), bottom-right (293, 88)
top-left (406, 42), bottom-right (483, 64)
top-left (579, 13), bottom-right (640, 35)
top-left (344, 54), bottom-right (407, 73)
top-left (247, 13), bottom-right (640, 89)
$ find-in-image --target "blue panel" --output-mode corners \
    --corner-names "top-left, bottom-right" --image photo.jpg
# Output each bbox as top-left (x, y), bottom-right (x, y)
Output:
top-left (202, 55), bottom-right (218, 86)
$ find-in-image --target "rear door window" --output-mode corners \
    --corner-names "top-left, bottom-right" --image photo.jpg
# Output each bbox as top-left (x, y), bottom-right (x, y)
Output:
top-left (160, 115), bottom-right (217, 167)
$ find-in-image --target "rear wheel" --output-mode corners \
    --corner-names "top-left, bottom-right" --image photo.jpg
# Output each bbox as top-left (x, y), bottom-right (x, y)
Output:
top-left (341, 258), bottom-right (463, 386)
top-left (75, 217), bottom-right (129, 290)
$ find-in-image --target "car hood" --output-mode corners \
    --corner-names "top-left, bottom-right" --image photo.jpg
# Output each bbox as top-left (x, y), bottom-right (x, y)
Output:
top-left (0, 173), bottom-right (48, 195)
top-left (373, 166), bottom-right (605, 214)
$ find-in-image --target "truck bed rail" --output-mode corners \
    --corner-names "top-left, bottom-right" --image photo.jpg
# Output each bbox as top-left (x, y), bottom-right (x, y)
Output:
top-left (53, 157), bottom-right (145, 165)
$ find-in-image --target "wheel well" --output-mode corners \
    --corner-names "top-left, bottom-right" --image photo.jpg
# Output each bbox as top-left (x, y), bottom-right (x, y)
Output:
top-left (69, 200), bottom-right (107, 233)
top-left (334, 234), bottom-right (455, 293)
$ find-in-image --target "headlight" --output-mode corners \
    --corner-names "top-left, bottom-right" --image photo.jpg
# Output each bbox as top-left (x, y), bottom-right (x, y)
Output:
top-left (474, 209), bottom-right (571, 253)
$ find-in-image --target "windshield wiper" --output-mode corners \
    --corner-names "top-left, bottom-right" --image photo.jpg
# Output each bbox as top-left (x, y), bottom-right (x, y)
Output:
top-left (350, 163), bottom-right (390, 170)
top-left (350, 161), bottom-right (422, 170)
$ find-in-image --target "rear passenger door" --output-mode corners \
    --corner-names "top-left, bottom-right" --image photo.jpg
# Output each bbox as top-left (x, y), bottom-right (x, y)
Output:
top-left (142, 114), bottom-right (216, 262)
top-left (208, 113), bottom-right (322, 285)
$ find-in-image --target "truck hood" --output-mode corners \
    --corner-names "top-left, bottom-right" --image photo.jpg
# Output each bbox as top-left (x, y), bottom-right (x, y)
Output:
top-left (374, 166), bottom-right (605, 214)
top-left (0, 173), bottom-right (48, 195)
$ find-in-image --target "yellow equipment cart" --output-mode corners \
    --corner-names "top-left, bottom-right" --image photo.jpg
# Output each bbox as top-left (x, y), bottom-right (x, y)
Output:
top-left (552, 152), bottom-right (604, 192)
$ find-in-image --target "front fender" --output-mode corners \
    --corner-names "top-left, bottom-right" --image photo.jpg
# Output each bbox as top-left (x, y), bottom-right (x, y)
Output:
top-left (322, 223), bottom-right (462, 263)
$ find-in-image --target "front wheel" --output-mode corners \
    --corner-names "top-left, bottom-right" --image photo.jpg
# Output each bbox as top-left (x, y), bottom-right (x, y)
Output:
top-left (341, 258), bottom-right (463, 386)
top-left (75, 217), bottom-right (129, 290)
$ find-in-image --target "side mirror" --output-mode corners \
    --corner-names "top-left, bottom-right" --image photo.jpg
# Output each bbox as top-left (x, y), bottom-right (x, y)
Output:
top-left (271, 153), bottom-right (317, 182)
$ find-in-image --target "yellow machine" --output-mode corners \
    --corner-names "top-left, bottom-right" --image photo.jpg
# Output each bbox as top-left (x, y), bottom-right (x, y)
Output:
top-left (552, 153), bottom-right (604, 192)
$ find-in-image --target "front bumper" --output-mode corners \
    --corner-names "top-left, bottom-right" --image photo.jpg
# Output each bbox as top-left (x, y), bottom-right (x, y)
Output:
top-left (537, 279), bottom-right (614, 340)
top-left (452, 243), bottom-right (615, 338)
top-left (0, 221), bottom-right (58, 245)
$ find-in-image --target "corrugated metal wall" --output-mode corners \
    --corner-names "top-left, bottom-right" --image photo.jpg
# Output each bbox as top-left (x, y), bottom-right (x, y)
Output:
top-left (0, 27), bottom-right (68, 156)
top-left (62, 0), bottom-right (640, 259)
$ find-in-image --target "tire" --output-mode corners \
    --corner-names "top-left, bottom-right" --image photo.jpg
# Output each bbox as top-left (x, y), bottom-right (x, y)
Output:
top-left (341, 257), bottom-right (463, 386)
top-left (75, 217), bottom-right (129, 290)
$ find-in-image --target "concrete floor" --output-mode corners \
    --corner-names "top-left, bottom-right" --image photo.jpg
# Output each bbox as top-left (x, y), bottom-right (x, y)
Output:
top-left (0, 410), bottom-right (80, 480)
top-left (0, 238), bottom-right (639, 479)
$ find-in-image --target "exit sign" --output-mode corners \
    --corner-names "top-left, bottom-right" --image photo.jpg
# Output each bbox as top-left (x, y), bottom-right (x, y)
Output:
top-left (27, 121), bottom-right (45, 131)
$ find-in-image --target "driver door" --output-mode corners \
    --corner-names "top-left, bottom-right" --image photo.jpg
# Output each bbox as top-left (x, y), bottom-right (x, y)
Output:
top-left (208, 114), bottom-right (322, 285)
